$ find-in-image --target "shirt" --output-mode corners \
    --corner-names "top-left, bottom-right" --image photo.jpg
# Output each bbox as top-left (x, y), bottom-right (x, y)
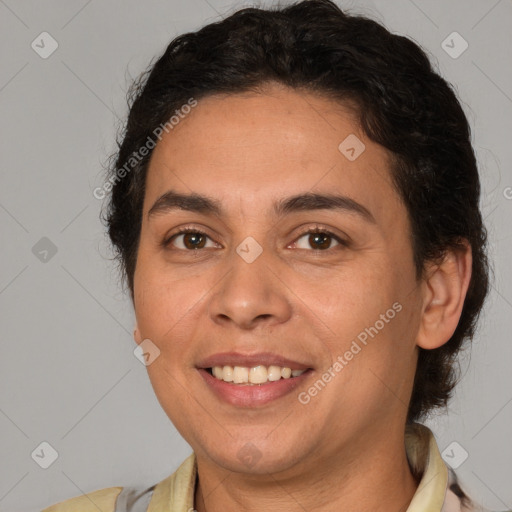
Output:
top-left (41, 423), bottom-right (504, 512)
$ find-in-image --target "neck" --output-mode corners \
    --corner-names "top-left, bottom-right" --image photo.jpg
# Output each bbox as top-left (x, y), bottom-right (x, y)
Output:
top-left (194, 427), bottom-right (419, 512)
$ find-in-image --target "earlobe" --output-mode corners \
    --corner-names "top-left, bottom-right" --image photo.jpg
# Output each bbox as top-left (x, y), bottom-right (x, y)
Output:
top-left (416, 241), bottom-right (472, 350)
top-left (134, 325), bottom-right (142, 344)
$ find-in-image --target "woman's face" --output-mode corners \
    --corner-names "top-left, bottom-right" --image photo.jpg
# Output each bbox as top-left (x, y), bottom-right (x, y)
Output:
top-left (133, 84), bottom-right (423, 475)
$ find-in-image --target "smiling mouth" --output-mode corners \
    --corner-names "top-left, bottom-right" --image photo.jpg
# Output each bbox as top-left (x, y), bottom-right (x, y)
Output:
top-left (206, 365), bottom-right (311, 385)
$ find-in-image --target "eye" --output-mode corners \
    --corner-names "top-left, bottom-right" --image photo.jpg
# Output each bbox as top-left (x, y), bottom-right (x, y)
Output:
top-left (293, 227), bottom-right (347, 251)
top-left (162, 225), bottom-right (349, 252)
top-left (164, 228), bottom-right (218, 250)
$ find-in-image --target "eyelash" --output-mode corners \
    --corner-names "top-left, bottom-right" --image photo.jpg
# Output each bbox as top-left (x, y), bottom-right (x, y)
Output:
top-left (162, 225), bottom-right (350, 252)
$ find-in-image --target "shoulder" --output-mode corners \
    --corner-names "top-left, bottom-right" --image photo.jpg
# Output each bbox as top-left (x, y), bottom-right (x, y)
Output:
top-left (41, 486), bottom-right (122, 512)
top-left (40, 453), bottom-right (197, 512)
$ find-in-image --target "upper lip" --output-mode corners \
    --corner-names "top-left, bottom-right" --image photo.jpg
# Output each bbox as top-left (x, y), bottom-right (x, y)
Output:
top-left (196, 351), bottom-right (312, 371)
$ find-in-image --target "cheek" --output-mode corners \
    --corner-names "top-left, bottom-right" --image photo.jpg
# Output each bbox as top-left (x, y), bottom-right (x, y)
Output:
top-left (317, 260), bottom-right (397, 332)
top-left (133, 260), bottom-right (208, 355)
top-left (135, 273), bottom-right (205, 421)
top-left (313, 302), bottom-right (418, 431)
top-left (316, 256), bottom-right (418, 374)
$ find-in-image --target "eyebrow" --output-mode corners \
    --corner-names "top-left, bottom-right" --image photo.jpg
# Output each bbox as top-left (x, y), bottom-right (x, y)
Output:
top-left (147, 189), bottom-right (376, 224)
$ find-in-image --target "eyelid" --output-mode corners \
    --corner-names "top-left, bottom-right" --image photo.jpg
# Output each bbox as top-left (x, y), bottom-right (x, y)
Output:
top-left (292, 224), bottom-right (351, 247)
top-left (162, 223), bottom-right (351, 250)
top-left (162, 224), bottom-right (215, 248)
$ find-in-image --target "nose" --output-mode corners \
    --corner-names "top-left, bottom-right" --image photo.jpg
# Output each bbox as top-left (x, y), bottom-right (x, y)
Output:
top-left (207, 247), bottom-right (293, 331)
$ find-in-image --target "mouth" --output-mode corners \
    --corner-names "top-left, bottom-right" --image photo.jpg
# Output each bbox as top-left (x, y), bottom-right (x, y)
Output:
top-left (196, 352), bottom-right (314, 407)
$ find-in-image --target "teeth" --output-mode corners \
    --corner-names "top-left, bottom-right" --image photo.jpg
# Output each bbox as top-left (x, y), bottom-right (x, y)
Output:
top-left (233, 366), bottom-right (249, 383)
top-left (222, 365), bottom-right (234, 382)
top-left (212, 366), bottom-right (223, 379)
top-left (249, 365), bottom-right (267, 384)
top-left (268, 365), bottom-right (282, 381)
top-left (210, 365), bottom-right (307, 384)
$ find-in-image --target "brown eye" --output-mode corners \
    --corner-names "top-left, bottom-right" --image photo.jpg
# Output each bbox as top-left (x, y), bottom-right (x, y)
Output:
top-left (181, 232), bottom-right (207, 249)
top-left (294, 228), bottom-right (346, 251)
top-left (308, 232), bottom-right (333, 250)
top-left (166, 229), bottom-right (215, 250)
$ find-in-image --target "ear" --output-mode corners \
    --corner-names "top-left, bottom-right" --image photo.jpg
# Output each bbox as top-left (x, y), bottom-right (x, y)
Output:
top-left (416, 241), bottom-right (472, 350)
top-left (134, 324), bottom-right (142, 345)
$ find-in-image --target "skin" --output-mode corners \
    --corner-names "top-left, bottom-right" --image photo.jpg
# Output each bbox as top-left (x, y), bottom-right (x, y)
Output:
top-left (133, 82), bottom-right (472, 511)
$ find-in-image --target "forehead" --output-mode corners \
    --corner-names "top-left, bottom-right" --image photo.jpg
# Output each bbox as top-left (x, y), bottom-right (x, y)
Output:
top-left (144, 85), bottom-right (400, 222)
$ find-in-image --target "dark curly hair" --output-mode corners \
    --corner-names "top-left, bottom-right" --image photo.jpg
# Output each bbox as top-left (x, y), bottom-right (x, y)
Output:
top-left (103, 0), bottom-right (489, 423)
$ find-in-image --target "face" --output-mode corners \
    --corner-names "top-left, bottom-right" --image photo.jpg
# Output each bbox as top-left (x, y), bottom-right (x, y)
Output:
top-left (133, 84), bottom-right (424, 476)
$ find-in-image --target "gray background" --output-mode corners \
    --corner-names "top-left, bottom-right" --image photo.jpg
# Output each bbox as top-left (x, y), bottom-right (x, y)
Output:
top-left (0, 0), bottom-right (511, 510)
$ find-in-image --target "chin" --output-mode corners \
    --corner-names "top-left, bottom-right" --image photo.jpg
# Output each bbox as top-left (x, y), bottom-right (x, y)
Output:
top-left (198, 435), bottom-right (309, 476)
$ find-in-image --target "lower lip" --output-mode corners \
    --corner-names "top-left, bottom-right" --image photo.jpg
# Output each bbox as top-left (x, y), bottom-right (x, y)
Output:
top-left (198, 368), bottom-right (312, 407)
